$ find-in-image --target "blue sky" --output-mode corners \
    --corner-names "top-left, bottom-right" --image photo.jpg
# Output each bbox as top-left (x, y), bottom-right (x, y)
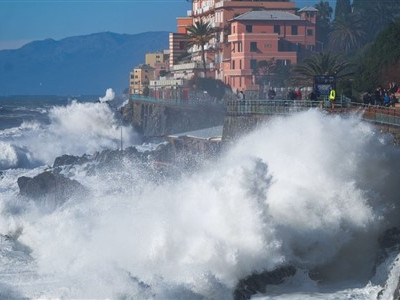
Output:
top-left (0, 0), bottom-right (335, 50)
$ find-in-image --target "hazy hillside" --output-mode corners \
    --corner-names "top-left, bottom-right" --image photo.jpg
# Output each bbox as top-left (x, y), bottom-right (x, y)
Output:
top-left (0, 31), bottom-right (169, 95)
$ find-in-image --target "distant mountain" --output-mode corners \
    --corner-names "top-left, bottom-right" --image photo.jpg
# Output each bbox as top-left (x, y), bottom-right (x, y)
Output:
top-left (0, 31), bottom-right (169, 95)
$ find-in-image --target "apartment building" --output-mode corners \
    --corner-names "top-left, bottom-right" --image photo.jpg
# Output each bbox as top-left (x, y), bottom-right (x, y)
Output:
top-left (129, 64), bottom-right (155, 95)
top-left (226, 8), bottom-right (316, 91)
top-left (167, 0), bottom-right (317, 91)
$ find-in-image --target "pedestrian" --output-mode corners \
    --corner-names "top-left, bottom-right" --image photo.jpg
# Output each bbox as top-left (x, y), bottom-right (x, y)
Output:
top-left (309, 90), bottom-right (317, 101)
top-left (296, 88), bottom-right (302, 100)
top-left (329, 86), bottom-right (336, 109)
top-left (240, 90), bottom-right (246, 101)
top-left (268, 88), bottom-right (276, 100)
top-left (384, 93), bottom-right (391, 107)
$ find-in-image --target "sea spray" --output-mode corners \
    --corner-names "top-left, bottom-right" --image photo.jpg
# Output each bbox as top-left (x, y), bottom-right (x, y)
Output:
top-left (0, 100), bottom-right (136, 169)
top-left (1, 110), bottom-right (400, 299)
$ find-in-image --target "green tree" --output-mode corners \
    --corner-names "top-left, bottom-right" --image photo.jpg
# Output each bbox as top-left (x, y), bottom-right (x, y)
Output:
top-left (186, 20), bottom-right (214, 77)
top-left (329, 14), bottom-right (365, 53)
top-left (142, 86), bottom-right (150, 97)
top-left (314, 1), bottom-right (333, 50)
top-left (254, 59), bottom-right (276, 97)
top-left (334, 0), bottom-right (352, 19)
top-left (315, 0), bottom-right (332, 22)
top-left (292, 52), bottom-right (355, 84)
top-left (188, 77), bottom-right (230, 100)
top-left (355, 19), bottom-right (400, 92)
top-left (353, 0), bottom-right (400, 41)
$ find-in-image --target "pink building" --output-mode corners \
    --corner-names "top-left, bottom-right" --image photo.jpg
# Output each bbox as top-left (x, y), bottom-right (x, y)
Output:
top-left (225, 8), bottom-right (317, 92)
top-left (168, 1), bottom-right (318, 92)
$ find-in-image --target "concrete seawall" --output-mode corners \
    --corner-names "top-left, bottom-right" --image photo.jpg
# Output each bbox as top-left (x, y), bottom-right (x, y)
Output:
top-left (222, 115), bottom-right (274, 141)
top-left (121, 100), bottom-right (225, 137)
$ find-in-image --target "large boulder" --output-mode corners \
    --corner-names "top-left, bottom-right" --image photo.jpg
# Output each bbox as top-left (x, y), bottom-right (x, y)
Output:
top-left (233, 266), bottom-right (296, 300)
top-left (53, 154), bottom-right (90, 168)
top-left (17, 171), bottom-right (86, 202)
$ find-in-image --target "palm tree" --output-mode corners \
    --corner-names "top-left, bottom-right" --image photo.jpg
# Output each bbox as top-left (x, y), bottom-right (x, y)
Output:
top-left (353, 0), bottom-right (400, 42)
top-left (186, 20), bottom-right (214, 77)
top-left (328, 14), bottom-right (366, 53)
top-left (314, 0), bottom-right (333, 22)
top-left (314, 1), bottom-right (333, 49)
top-left (334, 0), bottom-right (351, 19)
top-left (292, 52), bottom-right (355, 84)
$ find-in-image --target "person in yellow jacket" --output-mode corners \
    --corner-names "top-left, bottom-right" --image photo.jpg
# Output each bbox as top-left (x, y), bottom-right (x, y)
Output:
top-left (329, 87), bottom-right (336, 109)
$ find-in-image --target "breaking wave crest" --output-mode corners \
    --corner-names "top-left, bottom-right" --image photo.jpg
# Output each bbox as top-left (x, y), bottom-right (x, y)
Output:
top-left (1, 110), bottom-right (400, 299)
top-left (0, 101), bottom-right (136, 170)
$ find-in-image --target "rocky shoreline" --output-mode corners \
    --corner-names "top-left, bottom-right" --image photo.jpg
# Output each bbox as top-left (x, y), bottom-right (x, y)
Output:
top-left (12, 136), bottom-right (400, 300)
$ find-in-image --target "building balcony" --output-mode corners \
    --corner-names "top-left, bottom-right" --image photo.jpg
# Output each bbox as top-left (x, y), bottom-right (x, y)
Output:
top-left (192, 5), bottom-right (215, 17)
top-left (172, 62), bottom-right (203, 71)
top-left (149, 79), bottom-right (185, 88)
top-left (224, 68), bottom-right (254, 76)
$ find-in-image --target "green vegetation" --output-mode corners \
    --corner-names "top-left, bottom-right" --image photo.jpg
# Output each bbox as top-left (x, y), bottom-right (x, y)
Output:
top-left (290, 0), bottom-right (400, 99)
top-left (329, 14), bottom-right (365, 53)
top-left (355, 19), bottom-right (400, 92)
top-left (292, 52), bottom-right (355, 84)
top-left (314, 1), bottom-right (332, 47)
top-left (334, 0), bottom-right (351, 19)
top-left (142, 86), bottom-right (150, 97)
top-left (188, 77), bottom-right (230, 100)
top-left (186, 20), bottom-right (214, 77)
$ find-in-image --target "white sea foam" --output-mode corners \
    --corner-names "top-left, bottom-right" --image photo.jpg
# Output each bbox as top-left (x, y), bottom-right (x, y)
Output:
top-left (99, 88), bottom-right (115, 103)
top-left (1, 110), bottom-right (400, 299)
top-left (0, 100), bottom-right (136, 169)
top-left (0, 142), bottom-right (19, 169)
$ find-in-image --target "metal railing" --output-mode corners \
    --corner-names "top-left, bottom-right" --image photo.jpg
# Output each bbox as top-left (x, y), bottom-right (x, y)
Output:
top-left (225, 99), bottom-right (350, 115)
top-left (225, 99), bottom-right (400, 127)
top-left (131, 94), bottom-right (400, 127)
top-left (130, 95), bottom-right (222, 107)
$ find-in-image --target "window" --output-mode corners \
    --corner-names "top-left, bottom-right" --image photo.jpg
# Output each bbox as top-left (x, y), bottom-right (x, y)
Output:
top-left (307, 29), bottom-right (313, 36)
top-left (179, 41), bottom-right (185, 50)
top-left (250, 42), bottom-right (257, 52)
top-left (239, 60), bottom-right (242, 69)
top-left (238, 41), bottom-right (242, 52)
top-left (250, 59), bottom-right (257, 70)
top-left (233, 26), bottom-right (235, 34)
top-left (246, 25), bottom-right (253, 33)
top-left (291, 25), bottom-right (298, 35)
top-left (274, 25), bottom-right (280, 34)
top-left (232, 60), bottom-right (235, 69)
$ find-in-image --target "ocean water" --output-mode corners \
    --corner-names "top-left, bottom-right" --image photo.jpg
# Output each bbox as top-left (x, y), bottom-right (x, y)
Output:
top-left (0, 98), bottom-right (399, 299)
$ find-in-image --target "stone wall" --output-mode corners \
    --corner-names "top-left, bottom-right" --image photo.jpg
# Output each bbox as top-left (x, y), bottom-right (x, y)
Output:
top-left (121, 100), bottom-right (225, 137)
top-left (222, 115), bottom-right (273, 141)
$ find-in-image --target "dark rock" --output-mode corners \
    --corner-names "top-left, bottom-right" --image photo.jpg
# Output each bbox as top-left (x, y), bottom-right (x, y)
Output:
top-left (233, 266), bottom-right (296, 300)
top-left (53, 154), bottom-right (89, 168)
top-left (375, 227), bottom-right (400, 272)
top-left (394, 278), bottom-right (400, 300)
top-left (17, 171), bottom-right (86, 202)
top-left (379, 227), bottom-right (400, 250)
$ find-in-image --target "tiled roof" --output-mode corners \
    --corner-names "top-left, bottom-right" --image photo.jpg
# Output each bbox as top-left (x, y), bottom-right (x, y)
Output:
top-left (298, 7), bottom-right (319, 12)
top-left (234, 10), bottom-right (301, 21)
